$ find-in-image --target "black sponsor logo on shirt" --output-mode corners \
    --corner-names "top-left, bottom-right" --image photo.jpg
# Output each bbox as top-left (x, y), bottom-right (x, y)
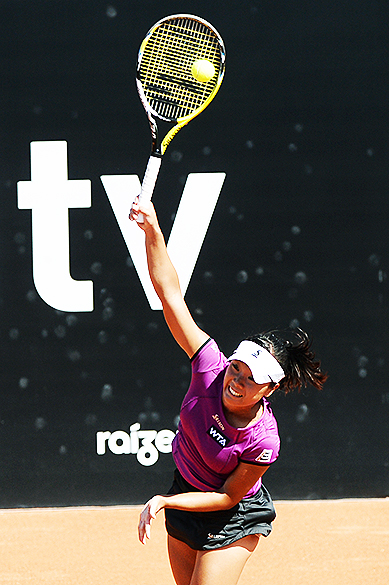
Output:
top-left (207, 425), bottom-right (230, 448)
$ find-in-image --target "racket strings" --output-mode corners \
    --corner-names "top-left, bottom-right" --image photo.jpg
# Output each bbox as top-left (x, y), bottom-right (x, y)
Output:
top-left (139, 18), bottom-right (222, 120)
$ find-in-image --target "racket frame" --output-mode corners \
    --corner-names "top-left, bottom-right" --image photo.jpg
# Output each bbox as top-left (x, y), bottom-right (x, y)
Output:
top-left (135, 14), bottom-right (226, 207)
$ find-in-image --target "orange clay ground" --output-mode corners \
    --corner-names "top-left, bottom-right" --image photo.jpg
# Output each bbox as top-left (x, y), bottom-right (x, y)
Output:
top-left (0, 499), bottom-right (388, 585)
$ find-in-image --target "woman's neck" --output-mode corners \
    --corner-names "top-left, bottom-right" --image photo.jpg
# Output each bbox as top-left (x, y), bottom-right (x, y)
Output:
top-left (224, 400), bottom-right (264, 429)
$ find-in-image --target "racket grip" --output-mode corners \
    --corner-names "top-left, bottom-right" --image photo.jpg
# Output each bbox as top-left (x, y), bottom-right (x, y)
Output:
top-left (139, 154), bottom-right (162, 203)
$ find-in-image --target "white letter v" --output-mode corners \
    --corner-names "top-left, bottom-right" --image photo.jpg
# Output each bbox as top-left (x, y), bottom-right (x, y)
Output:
top-left (100, 173), bottom-right (225, 310)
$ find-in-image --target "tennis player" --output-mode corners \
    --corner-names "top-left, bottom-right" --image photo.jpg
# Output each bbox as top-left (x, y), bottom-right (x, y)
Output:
top-left (130, 198), bottom-right (327, 585)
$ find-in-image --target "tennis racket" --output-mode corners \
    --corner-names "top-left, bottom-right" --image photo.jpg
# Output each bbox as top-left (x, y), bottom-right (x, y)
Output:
top-left (134, 14), bottom-right (225, 215)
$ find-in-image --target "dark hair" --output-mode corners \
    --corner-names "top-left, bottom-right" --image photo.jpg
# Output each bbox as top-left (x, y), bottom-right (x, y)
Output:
top-left (246, 328), bottom-right (327, 394)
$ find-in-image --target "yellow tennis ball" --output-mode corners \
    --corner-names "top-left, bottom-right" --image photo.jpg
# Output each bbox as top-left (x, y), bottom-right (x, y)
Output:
top-left (191, 59), bottom-right (215, 83)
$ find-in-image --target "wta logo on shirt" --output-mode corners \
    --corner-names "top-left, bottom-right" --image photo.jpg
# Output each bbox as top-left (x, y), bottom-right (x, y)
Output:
top-left (207, 425), bottom-right (230, 448)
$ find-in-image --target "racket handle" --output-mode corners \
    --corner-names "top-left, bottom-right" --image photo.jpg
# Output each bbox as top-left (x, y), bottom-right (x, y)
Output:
top-left (139, 154), bottom-right (162, 202)
top-left (137, 154), bottom-right (162, 222)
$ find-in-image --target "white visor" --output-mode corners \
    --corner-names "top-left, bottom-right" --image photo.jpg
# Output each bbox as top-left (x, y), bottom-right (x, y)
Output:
top-left (227, 340), bottom-right (285, 384)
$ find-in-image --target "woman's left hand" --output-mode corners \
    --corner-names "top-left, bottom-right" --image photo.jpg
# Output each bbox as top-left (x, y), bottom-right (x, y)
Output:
top-left (138, 495), bottom-right (165, 544)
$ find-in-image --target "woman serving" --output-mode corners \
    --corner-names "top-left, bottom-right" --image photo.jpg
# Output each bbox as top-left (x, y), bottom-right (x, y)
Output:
top-left (130, 198), bottom-right (327, 585)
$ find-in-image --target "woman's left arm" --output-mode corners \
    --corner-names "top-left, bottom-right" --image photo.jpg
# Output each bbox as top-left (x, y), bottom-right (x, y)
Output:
top-left (138, 462), bottom-right (270, 544)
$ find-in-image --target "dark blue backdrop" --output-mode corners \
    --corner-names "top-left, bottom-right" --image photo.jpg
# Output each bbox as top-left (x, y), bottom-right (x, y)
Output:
top-left (0, 0), bottom-right (388, 506)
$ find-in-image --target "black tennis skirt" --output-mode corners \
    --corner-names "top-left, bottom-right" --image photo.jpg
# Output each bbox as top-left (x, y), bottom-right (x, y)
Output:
top-left (164, 469), bottom-right (276, 550)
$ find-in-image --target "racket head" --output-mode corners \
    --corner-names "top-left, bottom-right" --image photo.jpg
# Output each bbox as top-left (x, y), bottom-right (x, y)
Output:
top-left (136, 14), bottom-right (225, 152)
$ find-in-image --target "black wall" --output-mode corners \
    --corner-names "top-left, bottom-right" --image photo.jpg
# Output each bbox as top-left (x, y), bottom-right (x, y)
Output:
top-left (1, 0), bottom-right (388, 506)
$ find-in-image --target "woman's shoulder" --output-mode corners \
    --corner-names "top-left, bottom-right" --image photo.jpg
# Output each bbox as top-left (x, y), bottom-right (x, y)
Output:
top-left (190, 338), bottom-right (229, 374)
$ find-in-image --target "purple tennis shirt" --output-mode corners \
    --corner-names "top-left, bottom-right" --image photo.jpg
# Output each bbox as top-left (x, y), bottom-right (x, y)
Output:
top-left (172, 338), bottom-right (281, 498)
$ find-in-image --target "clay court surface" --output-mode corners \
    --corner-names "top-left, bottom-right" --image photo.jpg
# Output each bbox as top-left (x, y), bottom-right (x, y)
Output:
top-left (1, 498), bottom-right (388, 584)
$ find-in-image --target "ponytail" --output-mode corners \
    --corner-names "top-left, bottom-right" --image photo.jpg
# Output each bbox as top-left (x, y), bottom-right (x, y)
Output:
top-left (246, 328), bottom-right (327, 394)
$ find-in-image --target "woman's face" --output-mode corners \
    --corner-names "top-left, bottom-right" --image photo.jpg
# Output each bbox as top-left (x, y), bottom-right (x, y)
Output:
top-left (222, 360), bottom-right (276, 415)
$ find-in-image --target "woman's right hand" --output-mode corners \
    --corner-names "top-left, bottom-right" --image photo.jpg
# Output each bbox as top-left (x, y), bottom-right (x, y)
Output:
top-left (138, 495), bottom-right (166, 544)
top-left (129, 196), bottom-right (158, 231)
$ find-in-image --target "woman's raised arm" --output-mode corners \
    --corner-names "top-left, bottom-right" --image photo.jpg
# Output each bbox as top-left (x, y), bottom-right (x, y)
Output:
top-left (130, 198), bottom-right (209, 358)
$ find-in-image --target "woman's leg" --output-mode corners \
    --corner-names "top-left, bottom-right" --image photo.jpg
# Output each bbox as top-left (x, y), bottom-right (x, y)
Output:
top-left (167, 534), bottom-right (260, 585)
top-left (190, 535), bottom-right (260, 585)
top-left (167, 535), bottom-right (198, 585)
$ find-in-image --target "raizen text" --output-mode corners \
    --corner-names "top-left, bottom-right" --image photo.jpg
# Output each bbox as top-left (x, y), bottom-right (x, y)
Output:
top-left (96, 424), bottom-right (176, 467)
top-left (17, 141), bottom-right (226, 312)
